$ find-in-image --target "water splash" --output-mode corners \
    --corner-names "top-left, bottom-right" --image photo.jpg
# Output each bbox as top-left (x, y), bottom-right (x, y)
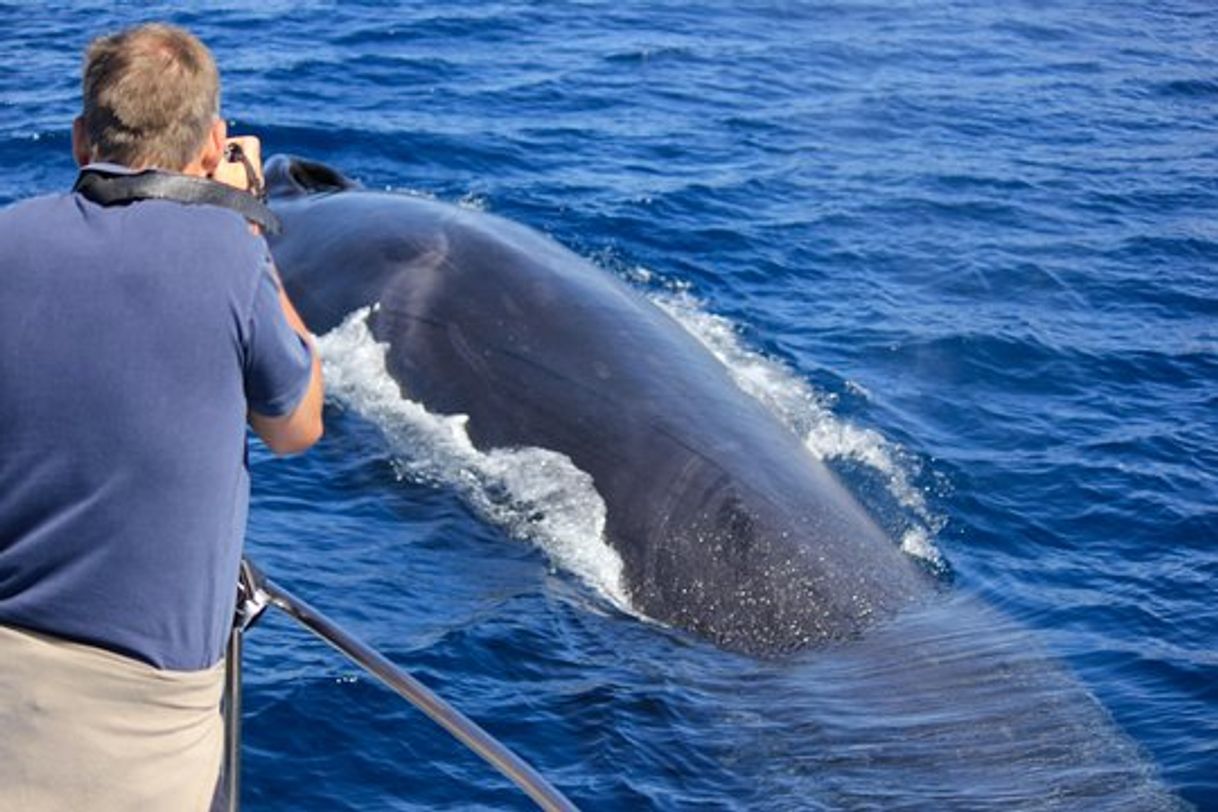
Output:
top-left (650, 290), bottom-right (945, 567)
top-left (317, 307), bottom-right (630, 608)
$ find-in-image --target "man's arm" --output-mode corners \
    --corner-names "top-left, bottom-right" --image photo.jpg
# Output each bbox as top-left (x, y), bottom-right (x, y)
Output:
top-left (213, 134), bottom-right (323, 455)
top-left (248, 283), bottom-right (323, 455)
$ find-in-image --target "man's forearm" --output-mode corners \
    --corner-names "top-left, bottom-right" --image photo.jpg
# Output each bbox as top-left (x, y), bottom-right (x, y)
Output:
top-left (279, 286), bottom-right (325, 431)
top-left (247, 286), bottom-right (324, 455)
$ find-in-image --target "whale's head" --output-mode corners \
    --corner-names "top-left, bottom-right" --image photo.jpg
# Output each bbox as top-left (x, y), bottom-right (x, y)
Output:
top-left (265, 154), bottom-right (361, 201)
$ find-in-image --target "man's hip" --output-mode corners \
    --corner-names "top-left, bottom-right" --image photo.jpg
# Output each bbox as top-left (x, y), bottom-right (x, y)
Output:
top-left (0, 622), bottom-right (225, 812)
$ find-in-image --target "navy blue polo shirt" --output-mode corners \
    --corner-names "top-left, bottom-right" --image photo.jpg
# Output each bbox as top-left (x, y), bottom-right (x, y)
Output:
top-left (0, 170), bottom-right (313, 670)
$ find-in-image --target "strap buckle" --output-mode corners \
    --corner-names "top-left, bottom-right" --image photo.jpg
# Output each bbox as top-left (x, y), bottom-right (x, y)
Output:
top-left (234, 558), bottom-right (270, 633)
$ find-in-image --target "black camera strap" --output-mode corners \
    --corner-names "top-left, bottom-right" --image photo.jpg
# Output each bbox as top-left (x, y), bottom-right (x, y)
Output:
top-left (73, 167), bottom-right (282, 235)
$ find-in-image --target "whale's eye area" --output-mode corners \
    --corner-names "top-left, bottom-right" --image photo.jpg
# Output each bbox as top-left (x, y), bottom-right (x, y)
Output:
top-left (289, 159), bottom-right (354, 193)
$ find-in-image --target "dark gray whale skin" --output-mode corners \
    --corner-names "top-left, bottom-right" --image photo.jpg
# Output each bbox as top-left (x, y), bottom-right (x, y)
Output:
top-left (264, 154), bottom-right (932, 654)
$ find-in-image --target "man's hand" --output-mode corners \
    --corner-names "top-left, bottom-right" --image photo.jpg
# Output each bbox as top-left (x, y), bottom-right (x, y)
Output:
top-left (211, 135), bottom-right (263, 193)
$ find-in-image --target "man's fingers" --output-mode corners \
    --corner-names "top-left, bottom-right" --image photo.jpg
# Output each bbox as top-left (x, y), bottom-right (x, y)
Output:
top-left (212, 135), bottom-right (263, 192)
top-left (228, 136), bottom-right (262, 171)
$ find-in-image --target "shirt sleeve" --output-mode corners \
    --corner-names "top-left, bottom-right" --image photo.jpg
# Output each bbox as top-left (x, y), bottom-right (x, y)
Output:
top-left (244, 255), bottom-right (313, 418)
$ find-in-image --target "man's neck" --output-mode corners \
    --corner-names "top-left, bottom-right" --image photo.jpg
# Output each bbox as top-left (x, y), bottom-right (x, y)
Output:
top-left (83, 155), bottom-right (204, 177)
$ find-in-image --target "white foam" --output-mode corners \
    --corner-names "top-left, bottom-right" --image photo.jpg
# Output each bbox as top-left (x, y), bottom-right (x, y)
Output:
top-left (457, 191), bottom-right (488, 211)
top-left (317, 308), bottom-right (630, 608)
top-left (650, 290), bottom-right (945, 567)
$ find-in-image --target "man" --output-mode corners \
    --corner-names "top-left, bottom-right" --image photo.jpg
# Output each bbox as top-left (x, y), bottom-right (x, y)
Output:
top-left (0, 23), bottom-right (323, 811)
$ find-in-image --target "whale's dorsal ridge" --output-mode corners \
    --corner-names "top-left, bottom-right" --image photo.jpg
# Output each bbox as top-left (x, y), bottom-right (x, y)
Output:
top-left (265, 154), bottom-right (361, 199)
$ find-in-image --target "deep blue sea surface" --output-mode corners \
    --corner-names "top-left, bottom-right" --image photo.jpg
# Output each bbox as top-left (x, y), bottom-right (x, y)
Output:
top-left (2, 2), bottom-right (1215, 810)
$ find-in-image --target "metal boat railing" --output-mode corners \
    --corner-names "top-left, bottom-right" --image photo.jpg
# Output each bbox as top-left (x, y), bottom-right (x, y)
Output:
top-left (222, 559), bottom-right (579, 812)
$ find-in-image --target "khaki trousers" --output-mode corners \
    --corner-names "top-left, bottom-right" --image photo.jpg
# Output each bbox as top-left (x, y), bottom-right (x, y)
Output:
top-left (0, 623), bottom-right (225, 812)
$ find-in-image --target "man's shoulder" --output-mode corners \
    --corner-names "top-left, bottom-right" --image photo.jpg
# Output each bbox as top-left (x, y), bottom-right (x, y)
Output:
top-left (0, 192), bottom-right (77, 245)
top-left (3, 184), bottom-right (255, 232)
top-left (0, 188), bottom-right (251, 233)
top-left (132, 200), bottom-right (274, 299)
top-left (1, 191), bottom-right (71, 220)
top-left (1, 189), bottom-right (271, 302)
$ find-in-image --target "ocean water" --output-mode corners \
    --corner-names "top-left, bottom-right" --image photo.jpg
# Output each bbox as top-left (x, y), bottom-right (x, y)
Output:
top-left (2, 2), bottom-right (1215, 810)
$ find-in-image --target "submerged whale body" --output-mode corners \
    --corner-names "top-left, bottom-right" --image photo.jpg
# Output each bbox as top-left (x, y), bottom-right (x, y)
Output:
top-left (264, 154), bottom-right (932, 654)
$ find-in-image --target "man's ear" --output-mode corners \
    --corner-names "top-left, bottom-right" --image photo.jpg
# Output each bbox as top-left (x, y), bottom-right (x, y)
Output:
top-left (199, 118), bottom-right (227, 176)
top-left (71, 117), bottom-right (92, 167)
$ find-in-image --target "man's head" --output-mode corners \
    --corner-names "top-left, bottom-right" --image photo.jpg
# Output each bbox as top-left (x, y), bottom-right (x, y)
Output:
top-left (73, 23), bottom-right (225, 174)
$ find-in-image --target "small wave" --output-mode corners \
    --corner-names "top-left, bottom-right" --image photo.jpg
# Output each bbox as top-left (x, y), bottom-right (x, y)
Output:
top-left (316, 308), bottom-right (630, 609)
top-left (605, 45), bottom-right (697, 65)
top-left (1152, 78), bottom-right (1218, 99)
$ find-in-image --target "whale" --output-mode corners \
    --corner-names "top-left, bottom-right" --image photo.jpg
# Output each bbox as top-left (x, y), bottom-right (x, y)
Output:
top-left (263, 154), bottom-right (933, 654)
top-left (259, 155), bottom-right (1187, 805)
